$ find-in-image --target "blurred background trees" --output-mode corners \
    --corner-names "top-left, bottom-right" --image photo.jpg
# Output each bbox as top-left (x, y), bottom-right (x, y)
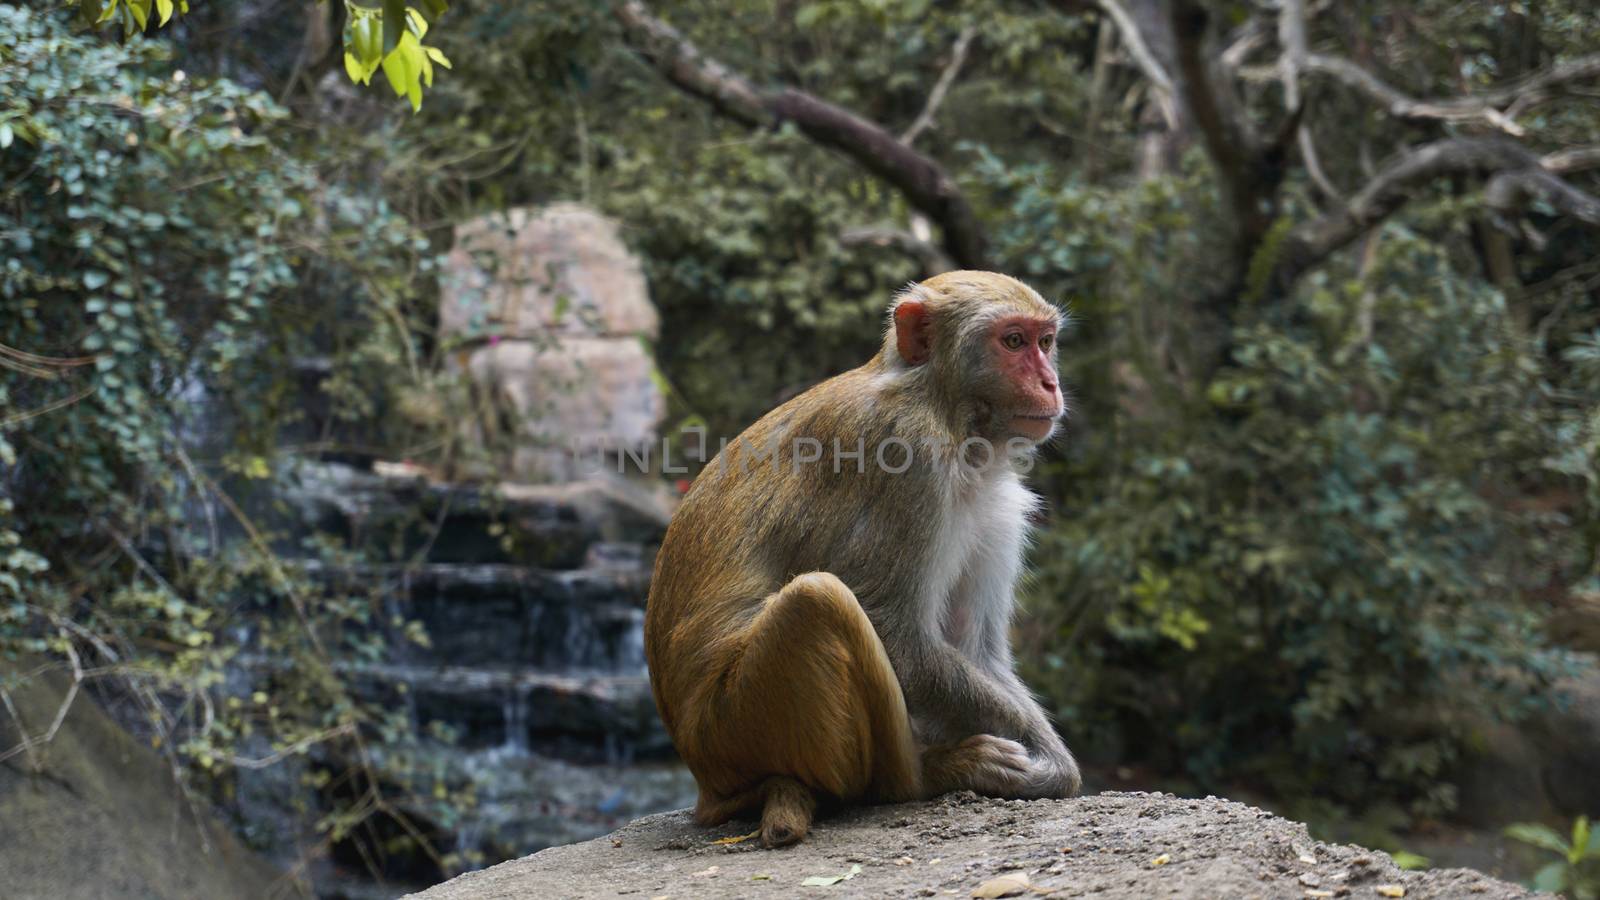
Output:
top-left (3, 0), bottom-right (1599, 893)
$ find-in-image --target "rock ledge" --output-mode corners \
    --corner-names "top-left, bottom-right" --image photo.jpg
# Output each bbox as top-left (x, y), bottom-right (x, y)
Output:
top-left (406, 791), bottom-right (1542, 899)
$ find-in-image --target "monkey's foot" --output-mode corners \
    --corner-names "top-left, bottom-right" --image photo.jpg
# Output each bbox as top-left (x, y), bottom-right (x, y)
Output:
top-left (758, 776), bottom-right (816, 848)
top-left (922, 734), bottom-right (1033, 798)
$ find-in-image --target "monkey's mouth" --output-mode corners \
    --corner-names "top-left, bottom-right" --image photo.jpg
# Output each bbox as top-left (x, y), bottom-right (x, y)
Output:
top-left (1011, 413), bottom-right (1059, 440)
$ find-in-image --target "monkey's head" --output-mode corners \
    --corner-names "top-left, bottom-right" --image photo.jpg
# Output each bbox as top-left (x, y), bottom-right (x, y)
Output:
top-left (885, 271), bottom-right (1065, 446)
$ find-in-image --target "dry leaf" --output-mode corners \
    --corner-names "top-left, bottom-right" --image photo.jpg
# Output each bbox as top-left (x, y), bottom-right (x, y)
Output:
top-left (894, 857), bottom-right (915, 866)
top-left (1375, 887), bottom-right (1406, 898)
top-left (1150, 854), bottom-right (1171, 866)
top-left (972, 872), bottom-right (1031, 898)
top-left (691, 865), bottom-right (720, 878)
top-left (752, 874), bottom-right (772, 881)
top-left (1305, 891), bottom-right (1334, 898)
top-left (930, 858), bottom-right (943, 865)
top-left (711, 829), bottom-right (761, 846)
top-left (801, 863), bottom-right (863, 887)
top-left (1293, 841), bottom-right (1317, 864)
top-left (611, 838), bottom-right (623, 848)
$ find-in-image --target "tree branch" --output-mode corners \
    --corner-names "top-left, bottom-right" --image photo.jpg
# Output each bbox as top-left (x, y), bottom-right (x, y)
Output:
top-left (1277, 0), bottom-right (1340, 202)
top-left (840, 225), bottom-right (956, 275)
top-left (1299, 52), bottom-right (1600, 137)
top-left (614, 1), bottom-right (989, 269)
top-left (901, 25), bottom-right (976, 147)
top-left (1543, 146), bottom-right (1600, 174)
top-left (1277, 137), bottom-right (1600, 289)
top-left (1171, 0), bottom-right (1276, 263)
top-left (1088, 0), bottom-right (1178, 129)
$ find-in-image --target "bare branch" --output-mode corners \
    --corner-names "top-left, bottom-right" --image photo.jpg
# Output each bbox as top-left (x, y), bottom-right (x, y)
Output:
top-left (1486, 168), bottom-right (1600, 225)
top-left (615, 1), bottom-right (989, 268)
top-left (1171, 0), bottom-right (1274, 260)
top-left (901, 25), bottom-right (976, 147)
top-left (1090, 0), bottom-right (1178, 128)
top-left (840, 225), bottom-right (956, 275)
top-left (1543, 146), bottom-right (1600, 174)
top-left (1277, 0), bottom-right (1340, 202)
top-left (1299, 52), bottom-right (1600, 137)
top-left (1277, 137), bottom-right (1600, 289)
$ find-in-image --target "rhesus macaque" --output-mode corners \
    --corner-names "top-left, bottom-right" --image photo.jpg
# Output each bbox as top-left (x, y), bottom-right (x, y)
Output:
top-left (644, 271), bottom-right (1080, 848)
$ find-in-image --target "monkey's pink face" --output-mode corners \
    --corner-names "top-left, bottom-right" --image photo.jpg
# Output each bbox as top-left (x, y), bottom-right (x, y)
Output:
top-left (990, 315), bottom-right (1063, 442)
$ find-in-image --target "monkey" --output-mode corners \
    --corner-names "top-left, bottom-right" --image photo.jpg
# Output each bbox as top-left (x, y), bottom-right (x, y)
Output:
top-left (643, 270), bottom-right (1081, 848)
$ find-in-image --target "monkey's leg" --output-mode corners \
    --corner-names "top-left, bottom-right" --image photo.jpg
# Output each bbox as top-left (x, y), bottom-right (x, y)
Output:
top-left (695, 572), bottom-right (922, 847)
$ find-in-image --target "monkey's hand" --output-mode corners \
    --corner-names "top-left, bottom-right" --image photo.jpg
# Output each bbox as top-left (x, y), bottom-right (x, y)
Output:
top-left (920, 734), bottom-right (1033, 798)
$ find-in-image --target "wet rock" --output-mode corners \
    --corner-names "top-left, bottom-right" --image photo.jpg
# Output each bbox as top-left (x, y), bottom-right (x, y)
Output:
top-left (279, 459), bottom-right (671, 569)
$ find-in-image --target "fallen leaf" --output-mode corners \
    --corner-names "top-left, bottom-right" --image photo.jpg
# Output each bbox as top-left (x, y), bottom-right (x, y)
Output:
top-left (752, 874), bottom-right (772, 881)
top-left (711, 829), bottom-right (761, 846)
top-left (611, 838), bottom-right (623, 848)
top-left (691, 865), bottom-right (720, 878)
top-left (930, 858), bottom-right (944, 865)
top-left (1305, 891), bottom-right (1334, 898)
top-left (894, 857), bottom-right (915, 866)
top-left (1375, 887), bottom-right (1406, 898)
top-left (1292, 841), bottom-right (1317, 864)
top-left (801, 863), bottom-right (863, 887)
top-left (972, 872), bottom-right (1031, 898)
top-left (1150, 854), bottom-right (1171, 866)
top-left (1058, 847), bottom-right (1073, 854)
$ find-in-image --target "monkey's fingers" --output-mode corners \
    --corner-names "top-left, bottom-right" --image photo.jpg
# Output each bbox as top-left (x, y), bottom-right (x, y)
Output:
top-left (922, 734), bottom-right (1032, 797)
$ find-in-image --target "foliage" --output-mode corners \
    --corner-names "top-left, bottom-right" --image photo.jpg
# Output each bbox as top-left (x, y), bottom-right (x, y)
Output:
top-left (1, 4), bottom-right (463, 881)
top-left (67, 0), bottom-right (454, 111)
top-left (6, 0), bottom-right (1600, 882)
top-left (1506, 816), bottom-right (1600, 899)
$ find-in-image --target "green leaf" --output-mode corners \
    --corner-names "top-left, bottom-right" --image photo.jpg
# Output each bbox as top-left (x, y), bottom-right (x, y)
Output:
top-left (380, 41), bottom-right (415, 98)
top-left (343, 52), bottom-right (364, 84)
top-left (424, 46), bottom-right (451, 68)
top-left (1504, 823), bottom-right (1570, 855)
top-left (1572, 817), bottom-right (1591, 865)
top-left (381, 0), bottom-right (406, 54)
top-left (1531, 861), bottom-right (1569, 893)
top-left (154, 0), bottom-right (172, 25)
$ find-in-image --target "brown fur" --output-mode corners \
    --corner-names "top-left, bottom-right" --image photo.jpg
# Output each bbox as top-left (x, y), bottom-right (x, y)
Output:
top-left (645, 272), bottom-right (1081, 847)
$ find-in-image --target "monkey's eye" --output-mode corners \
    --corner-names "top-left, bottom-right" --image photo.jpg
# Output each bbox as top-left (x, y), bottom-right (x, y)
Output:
top-left (1002, 332), bottom-right (1026, 351)
top-left (1039, 333), bottom-right (1054, 352)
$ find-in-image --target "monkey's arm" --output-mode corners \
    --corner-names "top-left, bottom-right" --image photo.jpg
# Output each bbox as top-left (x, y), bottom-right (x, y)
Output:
top-left (883, 632), bottom-right (1080, 797)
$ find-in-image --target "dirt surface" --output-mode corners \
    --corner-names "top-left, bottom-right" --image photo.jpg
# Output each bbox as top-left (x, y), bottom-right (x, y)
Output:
top-left (406, 791), bottom-right (1545, 899)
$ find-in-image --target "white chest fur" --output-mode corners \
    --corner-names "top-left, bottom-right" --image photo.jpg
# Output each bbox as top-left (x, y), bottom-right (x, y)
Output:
top-left (922, 468), bottom-right (1038, 667)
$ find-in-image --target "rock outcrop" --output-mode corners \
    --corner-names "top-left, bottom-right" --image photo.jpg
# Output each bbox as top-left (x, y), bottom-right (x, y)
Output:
top-left (441, 203), bottom-right (665, 483)
top-left (405, 792), bottom-right (1544, 900)
top-left (0, 660), bottom-right (282, 900)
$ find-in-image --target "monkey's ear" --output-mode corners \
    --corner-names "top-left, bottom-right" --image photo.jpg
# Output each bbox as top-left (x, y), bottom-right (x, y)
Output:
top-left (893, 300), bottom-right (932, 366)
